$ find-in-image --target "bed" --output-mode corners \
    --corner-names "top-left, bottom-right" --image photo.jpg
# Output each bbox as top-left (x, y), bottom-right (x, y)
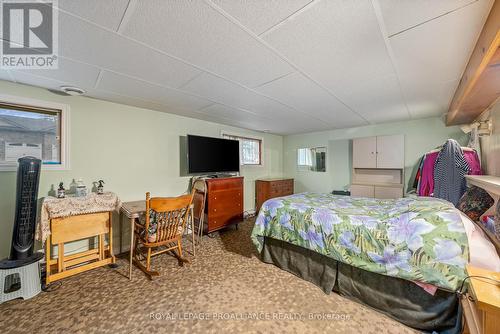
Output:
top-left (251, 193), bottom-right (500, 333)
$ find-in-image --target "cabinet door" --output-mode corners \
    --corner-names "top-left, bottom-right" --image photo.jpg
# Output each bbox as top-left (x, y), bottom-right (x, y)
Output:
top-left (352, 137), bottom-right (377, 168)
top-left (374, 186), bottom-right (403, 199)
top-left (376, 135), bottom-right (404, 168)
top-left (350, 184), bottom-right (375, 198)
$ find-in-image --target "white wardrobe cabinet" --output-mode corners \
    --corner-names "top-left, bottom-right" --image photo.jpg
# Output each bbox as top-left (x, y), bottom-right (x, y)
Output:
top-left (353, 135), bottom-right (404, 169)
top-left (352, 137), bottom-right (377, 168)
top-left (351, 135), bottom-right (405, 199)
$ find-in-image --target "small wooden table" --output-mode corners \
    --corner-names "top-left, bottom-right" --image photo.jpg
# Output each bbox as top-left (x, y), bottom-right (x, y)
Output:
top-left (45, 211), bottom-right (115, 285)
top-left (463, 265), bottom-right (500, 334)
top-left (120, 200), bottom-right (196, 280)
top-left (120, 201), bottom-right (145, 280)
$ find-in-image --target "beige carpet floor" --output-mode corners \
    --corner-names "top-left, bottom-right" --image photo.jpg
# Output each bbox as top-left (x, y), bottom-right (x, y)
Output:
top-left (0, 219), bottom-right (417, 334)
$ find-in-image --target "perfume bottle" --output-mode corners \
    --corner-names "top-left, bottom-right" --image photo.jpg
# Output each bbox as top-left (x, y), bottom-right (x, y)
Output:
top-left (57, 182), bottom-right (65, 198)
top-left (76, 178), bottom-right (88, 197)
top-left (96, 180), bottom-right (105, 195)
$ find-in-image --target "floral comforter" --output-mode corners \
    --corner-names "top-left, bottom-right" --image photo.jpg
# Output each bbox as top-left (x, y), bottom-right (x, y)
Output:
top-left (251, 193), bottom-right (469, 291)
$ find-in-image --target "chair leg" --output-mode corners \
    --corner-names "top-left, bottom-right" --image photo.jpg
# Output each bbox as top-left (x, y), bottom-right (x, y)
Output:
top-left (176, 240), bottom-right (190, 266)
top-left (146, 248), bottom-right (152, 272)
top-left (131, 236), bottom-right (159, 279)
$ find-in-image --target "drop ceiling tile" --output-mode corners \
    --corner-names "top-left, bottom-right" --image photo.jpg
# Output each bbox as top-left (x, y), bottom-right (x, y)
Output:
top-left (264, 0), bottom-right (395, 96)
top-left (86, 89), bottom-right (168, 113)
top-left (9, 71), bottom-right (68, 91)
top-left (180, 72), bottom-right (311, 121)
top-left (87, 88), bottom-right (224, 123)
top-left (403, 79), bottom-right (459, 118)
top-left (58, 12), bottom-right (202, 88)
top-left (199, 101), bottom-right (329, 134)
top-left (390, 0), bottom-right (493, 85)
top-left (180, 72), bottom-right (256, 109)
top-left (0, 70), bottom-right (13, 81)
top-left (97, 71), bottom-right (213, 111)
top-left (377, 0), bottom-right (482, 36)
top-left (192, 111), bottom-right (257, 129)
top-left (211, 0), bottom-right (312, 35)
top-left (11, 57), bottom-right (100, 89)
top-left (256, 72), bottom-right (367, 128)
top-left (120, 0), bottom-right (293, 87)
top-left (339, 74), bottom-right (410, 123)
top-left (56, 0), bottom-right (130, 31)
top-left (199, 103), bottom-right (269, 124)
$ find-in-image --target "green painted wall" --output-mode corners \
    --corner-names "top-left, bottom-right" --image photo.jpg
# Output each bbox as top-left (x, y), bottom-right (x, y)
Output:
top-left (0, 81), bottom-right (283, 258)
top-left (0, 80), bottom-right (472, 259)
top-left (283, 117), bottom-right (468, 194)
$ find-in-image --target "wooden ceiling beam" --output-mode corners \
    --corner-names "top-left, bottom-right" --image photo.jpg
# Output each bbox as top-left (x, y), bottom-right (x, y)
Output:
top-left (447, 0), bottom-right (500, 125)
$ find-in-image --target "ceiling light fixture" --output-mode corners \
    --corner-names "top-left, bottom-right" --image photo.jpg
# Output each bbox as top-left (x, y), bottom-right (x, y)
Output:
top-left (59, 86), bottom-right (85, 96)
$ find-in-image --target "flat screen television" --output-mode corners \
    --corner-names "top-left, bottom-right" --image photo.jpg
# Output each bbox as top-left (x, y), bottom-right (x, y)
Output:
top-left (187, 135), bottom-right (240, 174)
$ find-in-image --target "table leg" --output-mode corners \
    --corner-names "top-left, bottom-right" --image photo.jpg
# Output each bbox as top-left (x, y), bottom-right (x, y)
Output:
top-left (129, 217), bottom-right (134, 280)
top-left (191, 207), bottom-right (195, 256)
top-left (119, 212), bottom-right (123, 255)
top-left (109, 212), bottom-right (115, 263)
top-left (45, 235), bottom-right (51, 286)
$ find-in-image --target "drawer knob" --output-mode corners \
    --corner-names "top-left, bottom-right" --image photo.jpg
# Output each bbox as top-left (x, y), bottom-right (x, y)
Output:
top-left (214, 209), bottom-right (217, 212)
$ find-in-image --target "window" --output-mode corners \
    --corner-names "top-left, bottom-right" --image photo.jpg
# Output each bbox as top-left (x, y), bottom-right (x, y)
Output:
top-left (297, 148), bottom-right (312, 166)
top-left (222, 133), bottom-right (262, 165)
top-left (0, 97), bottom-right (69, 170)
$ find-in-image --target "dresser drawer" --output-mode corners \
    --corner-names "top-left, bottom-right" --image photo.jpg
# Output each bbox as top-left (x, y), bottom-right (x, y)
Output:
top-left (207, 177), bottom-right (243, 191)
top-left (208, 190), bottom-right (242, 217)
top-left (209, 211), bottom-right (242, 230)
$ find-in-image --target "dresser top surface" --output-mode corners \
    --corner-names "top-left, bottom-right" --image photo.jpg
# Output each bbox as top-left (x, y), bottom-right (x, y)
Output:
top-left (204, 176), bottom-right (243, 182)
top-left (257, 178), bottom-right (293, 182)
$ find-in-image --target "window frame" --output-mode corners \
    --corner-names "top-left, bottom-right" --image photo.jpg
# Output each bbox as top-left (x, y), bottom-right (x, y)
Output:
top-left (297, 148), bottom-right (313, 167)
top-left (0, 94), bottom-right (70, 171)
top-left (221, 131), bottom-right (263, 166)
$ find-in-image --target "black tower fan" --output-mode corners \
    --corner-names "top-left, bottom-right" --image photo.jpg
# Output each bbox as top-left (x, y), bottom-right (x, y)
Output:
top-left (0, 157), bottom-right (43, 269)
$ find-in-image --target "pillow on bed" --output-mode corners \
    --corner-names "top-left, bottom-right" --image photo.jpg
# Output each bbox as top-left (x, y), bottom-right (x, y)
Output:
top-left (461, 213), bottom-right (500, 272)
top-left (457, 185), bottom-right (494, 221)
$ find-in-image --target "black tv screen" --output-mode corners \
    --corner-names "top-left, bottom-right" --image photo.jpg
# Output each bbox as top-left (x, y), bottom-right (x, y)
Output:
top-left (187, 135), bottom-right (240, 174)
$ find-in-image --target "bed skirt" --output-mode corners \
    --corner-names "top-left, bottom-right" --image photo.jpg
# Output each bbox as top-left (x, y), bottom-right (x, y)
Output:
top-left (261, 237), bottom-right (462, 334)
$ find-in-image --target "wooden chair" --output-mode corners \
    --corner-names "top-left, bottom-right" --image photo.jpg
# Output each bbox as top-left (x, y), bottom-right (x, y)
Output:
top-left (133, 191), bottom-right (194, 279)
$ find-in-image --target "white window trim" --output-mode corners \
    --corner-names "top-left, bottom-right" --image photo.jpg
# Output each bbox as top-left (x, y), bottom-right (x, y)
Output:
top-left (0, 94), bottom-right (70, 171)
top-left (220, 131), bottom-right (264, 167)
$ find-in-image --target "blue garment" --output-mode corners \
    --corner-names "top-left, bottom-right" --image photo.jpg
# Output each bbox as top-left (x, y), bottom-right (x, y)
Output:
top-left (433, 139), bottom-right (470, 206)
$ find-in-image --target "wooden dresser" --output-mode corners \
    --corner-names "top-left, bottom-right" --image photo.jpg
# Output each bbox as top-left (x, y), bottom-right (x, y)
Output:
top-left (205, 177), bottom-right (243, 233)
top-left (255, 178), bottom-right (294, 212)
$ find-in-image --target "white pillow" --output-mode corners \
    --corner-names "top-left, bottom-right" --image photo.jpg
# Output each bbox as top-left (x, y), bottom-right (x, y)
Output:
top-left (460, 212), bottom-right (500, 272)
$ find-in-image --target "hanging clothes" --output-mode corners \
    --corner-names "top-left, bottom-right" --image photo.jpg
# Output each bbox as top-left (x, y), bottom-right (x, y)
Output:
top-left (418, 151), bottom-right (439, 197)
top-left (464, 150), bottom-right (482, 175)
top-left (412, 155), bottom-right (425, 190)
top-left (433, 139), bottom-right (470, 206)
